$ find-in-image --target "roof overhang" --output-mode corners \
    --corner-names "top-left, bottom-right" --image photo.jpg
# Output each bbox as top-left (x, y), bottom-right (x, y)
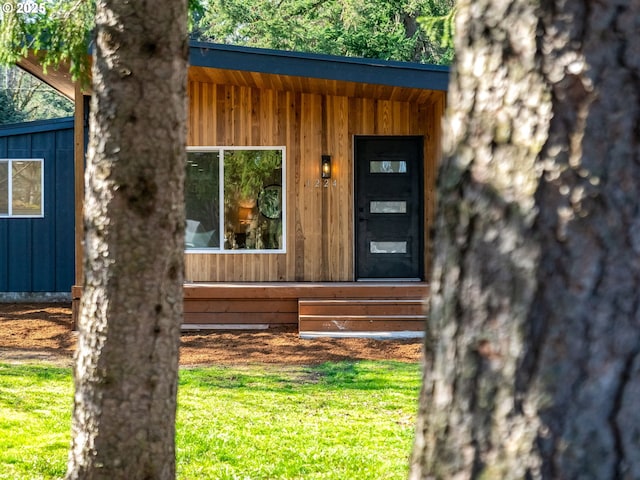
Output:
top-left (189, 42), bottom-right (449, 90)
top-left (17, 51), bottom-right (77, 100)
top-left (188, 42), bottom-right (448, 103)
top-left (16, 41), bottom-right (449, 103)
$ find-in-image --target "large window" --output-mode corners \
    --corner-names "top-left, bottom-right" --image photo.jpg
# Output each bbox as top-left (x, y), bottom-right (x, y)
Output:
top-left (0, 159), bottom-right (44, 217)
top-left (185, 147), bottom-right (285, 252)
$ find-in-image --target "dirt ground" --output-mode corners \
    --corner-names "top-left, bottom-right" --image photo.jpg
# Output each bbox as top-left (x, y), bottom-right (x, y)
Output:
top-left (0, 303), bottom-right (423, 367)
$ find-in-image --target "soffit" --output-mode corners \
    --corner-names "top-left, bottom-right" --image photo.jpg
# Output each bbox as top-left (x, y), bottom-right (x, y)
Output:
top-left (17, 51), bottom-right (76, 101)
top-left (188, 66), bottom-right (440, 104)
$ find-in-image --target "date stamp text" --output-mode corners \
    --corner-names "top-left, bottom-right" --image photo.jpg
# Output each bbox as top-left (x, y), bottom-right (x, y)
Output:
top-left (2, 2), bottom-right (47, 15)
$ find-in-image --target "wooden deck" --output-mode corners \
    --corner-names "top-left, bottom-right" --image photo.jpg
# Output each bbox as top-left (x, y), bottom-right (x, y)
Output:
top-left (72, 282), bottom-right (429, 336)
top-left (184, 282), bottom-right (428, 337)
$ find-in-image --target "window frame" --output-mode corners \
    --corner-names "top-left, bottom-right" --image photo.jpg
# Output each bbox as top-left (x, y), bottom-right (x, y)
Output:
top-left (185, 146), bottom-right (286, 254)
top-left (0, 158), bottom-right (45, 218)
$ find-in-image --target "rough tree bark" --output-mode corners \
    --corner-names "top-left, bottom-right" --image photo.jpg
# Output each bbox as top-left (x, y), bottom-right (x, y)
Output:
top-left (66, 1), bottom-right (188, 478)
top-left (410, 0), bottom-right (640, 478)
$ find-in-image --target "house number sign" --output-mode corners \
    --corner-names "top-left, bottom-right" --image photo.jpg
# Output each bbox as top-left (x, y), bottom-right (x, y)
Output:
top-left (305, 179), bottom-right (338, 188)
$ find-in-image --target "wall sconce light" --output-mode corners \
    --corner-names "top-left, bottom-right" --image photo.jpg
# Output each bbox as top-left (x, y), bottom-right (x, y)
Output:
top-left (321, 155), bottom-right (332, 179)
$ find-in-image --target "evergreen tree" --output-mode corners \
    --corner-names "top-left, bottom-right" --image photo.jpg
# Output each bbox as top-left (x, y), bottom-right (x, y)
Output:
top-left (0, 88), bottom-right (27, 124)
top-left (3, 1), bottom-right (188, 478)
top-left (196, 0), bottom-right (455, 64)
top-left (0, 66), bottom-right (73, 125)
top-left (410, 0), bottom-right (640, 477)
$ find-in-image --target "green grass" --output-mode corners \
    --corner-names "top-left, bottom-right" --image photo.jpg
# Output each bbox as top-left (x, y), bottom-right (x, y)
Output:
top-left (0, 361), bottom-right (420, 479)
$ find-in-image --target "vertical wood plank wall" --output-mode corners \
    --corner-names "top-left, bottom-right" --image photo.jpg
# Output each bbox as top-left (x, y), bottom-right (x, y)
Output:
top-left (0, 119), bottom-right (75, 292)
top-left (186, 81), bottom-right (443, 282)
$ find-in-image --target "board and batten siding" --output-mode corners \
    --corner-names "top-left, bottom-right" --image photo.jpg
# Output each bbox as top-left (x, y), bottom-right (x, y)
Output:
top-left (186, 81), bottom-right (444, 282)
top-left (0, 118), bottom-right (75, 293)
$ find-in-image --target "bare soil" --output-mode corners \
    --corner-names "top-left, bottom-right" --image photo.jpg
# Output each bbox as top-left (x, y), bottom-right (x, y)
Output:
top-left (0, 303), bottom-right (423, 367)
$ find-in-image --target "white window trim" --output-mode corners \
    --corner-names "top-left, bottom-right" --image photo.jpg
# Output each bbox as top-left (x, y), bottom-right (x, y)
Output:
top-left (0, 158), bottom-right (45, 218)
top-left (186, 146), bottom-right (286, 254)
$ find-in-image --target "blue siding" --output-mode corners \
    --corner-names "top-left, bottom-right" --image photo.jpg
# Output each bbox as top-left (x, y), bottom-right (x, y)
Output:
top-left (0, 118), bottom-right (75, 293)
top-left (0, 135), bottom-right (6, 290)
top-left (8, 221), bottom-right (31, 290)
top-left (54, 138), bottom-right (75, 290)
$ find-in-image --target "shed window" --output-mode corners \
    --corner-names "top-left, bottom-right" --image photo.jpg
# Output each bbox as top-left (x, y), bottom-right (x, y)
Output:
top-left (186, 147), bottom-right (285, 253)
top-left (0, 159), bottom-right (44, 217)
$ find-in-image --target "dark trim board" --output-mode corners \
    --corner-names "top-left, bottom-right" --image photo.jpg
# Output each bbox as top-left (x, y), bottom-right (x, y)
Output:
top-left (0, 117), bottom-right (74, 137)
top-left (189, 42), bottom-right (449, 91)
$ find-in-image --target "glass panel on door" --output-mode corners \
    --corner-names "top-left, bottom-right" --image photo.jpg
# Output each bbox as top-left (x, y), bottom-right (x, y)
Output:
top-left (370, 201), bottom-right (407, 214)
top-left (369, 160), bottom-right (407, 173)
top-left (370, 241), bottom-right (408, 254)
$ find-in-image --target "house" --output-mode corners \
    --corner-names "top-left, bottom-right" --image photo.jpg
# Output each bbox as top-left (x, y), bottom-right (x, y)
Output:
top-left (0, 117), bottom-right (75, 300)
top-left (18, 41), bottom-right (449, 337)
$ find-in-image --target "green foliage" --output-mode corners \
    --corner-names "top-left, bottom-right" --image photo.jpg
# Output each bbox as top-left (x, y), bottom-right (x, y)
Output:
top-left (0, 66), bottom-right (73, 125)
top-left (0, 0), bottom-right (94, 85)
top-left (188, 0), bottom-right (206, 30)
top-left (0, 0), bottom-right (206, 84)
top-left (0, 360), bottom-right (420, 479)
top-left (419, 5), bottom-right (456, 49)
top-left (0, 0), bottom-right (454, 81)
top-left (223, 149), bottom-right (282, 200)
top-left (0, 88), bottom-right (27, 124)
top-left (197, 0), bottom-right (455, 64)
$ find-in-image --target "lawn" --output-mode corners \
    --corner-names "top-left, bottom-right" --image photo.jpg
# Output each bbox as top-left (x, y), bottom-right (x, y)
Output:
top-left (0, 361), bottom-right (421, 479)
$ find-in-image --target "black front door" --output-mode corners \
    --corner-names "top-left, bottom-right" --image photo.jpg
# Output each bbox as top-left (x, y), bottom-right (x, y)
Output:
top-left (355, 136), bottom-right (424, 280)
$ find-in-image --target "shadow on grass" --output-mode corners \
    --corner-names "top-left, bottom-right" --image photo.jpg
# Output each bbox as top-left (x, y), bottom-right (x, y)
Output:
top-left (179, 360), bottom-right (420, 394)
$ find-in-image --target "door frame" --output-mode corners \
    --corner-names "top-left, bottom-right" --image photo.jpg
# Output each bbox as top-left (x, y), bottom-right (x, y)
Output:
top-left (353, 135), bottom-right (425, 281)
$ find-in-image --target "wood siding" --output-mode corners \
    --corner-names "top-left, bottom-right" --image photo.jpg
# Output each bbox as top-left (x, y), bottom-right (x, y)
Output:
top-left (186, 80), bottom-right (444, 282)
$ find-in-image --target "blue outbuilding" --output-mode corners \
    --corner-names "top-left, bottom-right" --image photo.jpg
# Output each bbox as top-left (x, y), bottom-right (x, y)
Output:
top-left (0, 117), bottom-right (75, 299)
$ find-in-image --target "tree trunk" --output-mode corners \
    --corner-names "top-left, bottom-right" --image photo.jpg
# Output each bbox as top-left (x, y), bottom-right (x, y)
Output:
top-left (410, 0), bottom-right (640, 478)
top-left (66, 1), bottom-right (188, 478)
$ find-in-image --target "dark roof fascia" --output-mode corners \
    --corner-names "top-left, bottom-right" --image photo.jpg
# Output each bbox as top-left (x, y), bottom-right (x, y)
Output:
top-left (0, 117), bottom-right (74, 138)
top-left (189, 41), bottom-right (449, 92)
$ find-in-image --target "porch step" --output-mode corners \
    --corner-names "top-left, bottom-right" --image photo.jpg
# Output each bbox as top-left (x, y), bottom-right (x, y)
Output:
top-left (298, 298), bottom-right (425, 338)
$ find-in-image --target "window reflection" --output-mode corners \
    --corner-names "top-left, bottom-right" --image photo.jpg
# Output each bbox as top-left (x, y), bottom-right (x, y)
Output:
top-left (369, 160), bottom-right (407, 173)
top-left (185, 148), bottom-right (284, 252)
top-left (0, 162), bottom-right (8, 215)
top-left (370, 201), bottom-right (407, 214)
top-left (185, 151), bottom-right (219, 248)
top-left (0, 159), bottom-right (43, 217)
top-left (370, 241), bottom-right (407, 254)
